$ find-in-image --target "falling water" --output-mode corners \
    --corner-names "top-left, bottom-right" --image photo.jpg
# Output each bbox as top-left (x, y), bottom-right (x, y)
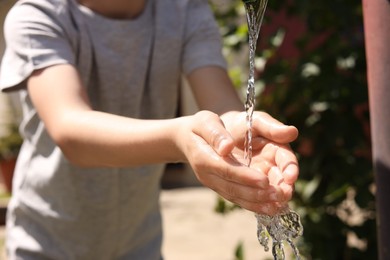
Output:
top-left (243, 0), bottom-right (267, 167)
top-left (242, 0), bottom-right (303, 259)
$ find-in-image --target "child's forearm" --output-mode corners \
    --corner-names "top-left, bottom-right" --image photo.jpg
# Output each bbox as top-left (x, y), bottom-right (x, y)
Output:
top-left (53, 110), bottom-right (187, 167)
top-left (187, 66), bottom-right (244, 115)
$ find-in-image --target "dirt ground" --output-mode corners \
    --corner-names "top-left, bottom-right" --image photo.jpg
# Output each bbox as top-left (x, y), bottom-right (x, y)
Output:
top-left (161, 187), bottom-right (275, 260)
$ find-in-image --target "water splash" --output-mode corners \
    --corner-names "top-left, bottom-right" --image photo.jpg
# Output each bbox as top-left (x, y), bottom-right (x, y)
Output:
top-left (242, 1), bottom-right (303, 259)
top-left (256, 208), bottom-right (303, 260)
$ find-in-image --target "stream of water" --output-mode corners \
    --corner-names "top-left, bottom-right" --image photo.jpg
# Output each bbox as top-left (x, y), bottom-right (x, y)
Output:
top-left (242, 1), bottom-right (303, 259)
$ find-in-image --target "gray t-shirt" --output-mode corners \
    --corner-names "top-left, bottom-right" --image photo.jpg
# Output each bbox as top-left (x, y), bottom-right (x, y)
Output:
top-left (0, 0), bottom-right (226, 259)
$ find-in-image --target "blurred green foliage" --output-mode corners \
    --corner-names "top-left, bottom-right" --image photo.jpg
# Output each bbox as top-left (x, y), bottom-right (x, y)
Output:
top-left (0, 124), bottom-right (22, 161)
top-left (211, 0), bottom-right (376, 259)
top-left (235, 241), bottom-right (245, 260)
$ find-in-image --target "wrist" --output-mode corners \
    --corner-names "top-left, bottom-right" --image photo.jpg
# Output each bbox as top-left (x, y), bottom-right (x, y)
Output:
top-left (169, 116), bottom-right (192, 163)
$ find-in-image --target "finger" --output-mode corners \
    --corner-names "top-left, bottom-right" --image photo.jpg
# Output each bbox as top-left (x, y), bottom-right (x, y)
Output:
top-left (283, 164), bottom-right (299, 185)
top-left (280, 182), bottom-right (294, 201)
top-left (208, 177), bottom-right (284, 204)
top-left (216, 189), bottom-right (285, 215)
top-left (191, 141), bottom-right (270, 189)
top-left (268, 166), bottom-right (284, 186)
top-left (192, 111), bottom-right (235, 156)
top-left (252, 112), bottom-right (299, 144)
top-left (252, 142), bottom-right (278, 170)
top-left (250, 142), bottom-right (299, 187)
top-left (214, 156), bottom-right (271, 188)
top-left (250, 160), bottom-right (272, 178)
top-left (275, 146), bottom-right (299, 185)
top-left (249, 143), bottom-right (278, 177)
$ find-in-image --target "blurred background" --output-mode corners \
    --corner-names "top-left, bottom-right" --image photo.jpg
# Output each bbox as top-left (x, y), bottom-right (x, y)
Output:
top-left (0, 0), bottom-right (376, 259)
top-left (211, 0), bottom-right (375, 259)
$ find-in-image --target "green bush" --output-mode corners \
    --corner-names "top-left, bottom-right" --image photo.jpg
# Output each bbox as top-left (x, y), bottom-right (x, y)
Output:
top-left (212, 0), bottom-right (376, 259)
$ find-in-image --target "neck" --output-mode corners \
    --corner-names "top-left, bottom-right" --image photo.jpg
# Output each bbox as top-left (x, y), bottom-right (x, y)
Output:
top-left (77, 0), bottom-right (146, 19)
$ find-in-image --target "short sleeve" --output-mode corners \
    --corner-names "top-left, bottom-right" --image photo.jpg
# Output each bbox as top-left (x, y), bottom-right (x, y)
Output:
top-left (0, 1), bottom-right (76, 92)
top-left (181, 0), bottom-right (227, 75)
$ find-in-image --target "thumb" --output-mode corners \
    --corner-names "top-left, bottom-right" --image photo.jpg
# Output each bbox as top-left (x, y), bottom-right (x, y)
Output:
top-left (193, 111), bottom-right (235, 156)
top-left (253, 112), bottom-right (298, 143)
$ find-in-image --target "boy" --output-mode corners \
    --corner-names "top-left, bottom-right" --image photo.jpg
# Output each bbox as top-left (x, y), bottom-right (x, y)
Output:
top-left (0, 0), bottom-right (299, 258)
